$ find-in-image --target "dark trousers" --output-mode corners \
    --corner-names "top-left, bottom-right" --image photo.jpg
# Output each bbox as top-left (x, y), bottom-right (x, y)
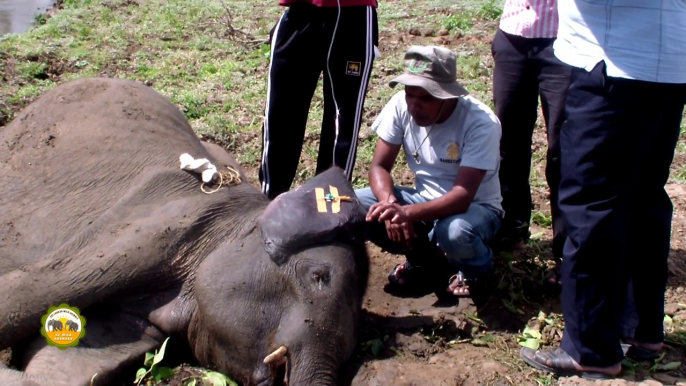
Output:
top-left (259, 3), bottom-right (378, 200)
top-left (558, 61), bottom-right (686, 367)
top-left (492, 29), bottom-right (571, 257)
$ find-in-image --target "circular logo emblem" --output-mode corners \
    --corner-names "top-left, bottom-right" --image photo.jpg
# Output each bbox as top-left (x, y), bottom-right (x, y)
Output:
top-left (446, 142), bottom-right (460, 160)
top-left (40, 303), bottom-right (86, 349)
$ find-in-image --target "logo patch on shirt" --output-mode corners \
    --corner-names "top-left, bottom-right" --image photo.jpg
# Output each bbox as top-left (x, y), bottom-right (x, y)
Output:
top-left (440, 142), bottom-right (460, 163)
top-left (346, 61), bottom-right (361, 76)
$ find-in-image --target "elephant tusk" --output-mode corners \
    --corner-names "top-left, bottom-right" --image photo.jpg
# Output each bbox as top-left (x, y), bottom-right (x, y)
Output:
top-left (90, 373), bottom-right (97, 386)
top-left (263, 346), bottom-right (287, 364)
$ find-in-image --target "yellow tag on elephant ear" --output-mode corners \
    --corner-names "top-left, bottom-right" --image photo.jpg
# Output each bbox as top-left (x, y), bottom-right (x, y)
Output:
top-left (315, 188), bottom-right (327, 213)
top-left (329, 186), bottom-right (341, 214)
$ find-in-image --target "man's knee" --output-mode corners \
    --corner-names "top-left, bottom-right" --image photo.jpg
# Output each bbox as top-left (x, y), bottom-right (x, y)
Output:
top-left (354, 187), bottom-right (378, 210)
top-left (434, 218), bottom-right (477, 249)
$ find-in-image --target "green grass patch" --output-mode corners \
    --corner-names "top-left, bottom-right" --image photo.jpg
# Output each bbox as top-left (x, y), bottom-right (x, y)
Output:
top-left (442, 12), bottom-right (474, 32)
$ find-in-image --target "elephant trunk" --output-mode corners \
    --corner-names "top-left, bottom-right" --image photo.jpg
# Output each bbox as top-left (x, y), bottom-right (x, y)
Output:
top-left (286, 348), bottom-right (338, 386)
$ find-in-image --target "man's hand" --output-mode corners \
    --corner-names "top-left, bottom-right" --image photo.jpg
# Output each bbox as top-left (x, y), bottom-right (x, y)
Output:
top-left (366, 201), bottom-right (416, 250)
top-left (366, 201), bottom-right (409, 224)
top-left (385, 220), bottom-right (416, 250)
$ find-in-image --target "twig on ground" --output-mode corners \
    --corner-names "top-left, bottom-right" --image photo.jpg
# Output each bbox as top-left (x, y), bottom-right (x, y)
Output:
top-left (216, 0), bottom-right (267, 49)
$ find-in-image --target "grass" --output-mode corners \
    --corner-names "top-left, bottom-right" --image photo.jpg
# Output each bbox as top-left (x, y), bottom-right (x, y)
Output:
top-left (0, 0), bottom-right (505, 189)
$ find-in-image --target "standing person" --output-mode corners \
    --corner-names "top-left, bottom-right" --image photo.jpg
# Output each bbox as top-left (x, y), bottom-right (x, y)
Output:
top-left (520, 0), bottom-right (686, 379)
top-left (260, 0), bottom-right (379, 200)
top-left (491, 0), bottom-right (571, 269)
top-left (355, 46), bottom-right (504, 297)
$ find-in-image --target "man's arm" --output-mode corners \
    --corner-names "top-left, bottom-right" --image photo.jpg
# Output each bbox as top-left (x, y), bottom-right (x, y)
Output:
top-left (369, 138), bottom-right (401, 203)
top-left (368, 118), bottom-right (500, 225)
top-left (404, 166), bottom-right (486, 222)
top-left (367, 165), bottom-right (486, 224)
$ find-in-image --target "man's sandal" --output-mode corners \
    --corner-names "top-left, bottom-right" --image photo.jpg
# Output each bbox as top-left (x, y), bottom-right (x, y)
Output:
top-left (446, 271), bottom-right (472, 297)
top-left (621, 340), bottom-right (662, 361)
top-left (520, 347), bottom-right (618, 380)
top-left (388, 261), bottom-right (425, 286)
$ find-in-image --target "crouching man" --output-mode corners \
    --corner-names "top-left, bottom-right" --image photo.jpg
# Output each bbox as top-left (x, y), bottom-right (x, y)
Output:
top-left (355, 45), bottom-right (504, 297)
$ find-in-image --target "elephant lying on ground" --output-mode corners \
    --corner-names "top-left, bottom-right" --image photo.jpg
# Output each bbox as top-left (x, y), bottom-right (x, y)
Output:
top-left (0, 78), bottom-right (370, 386)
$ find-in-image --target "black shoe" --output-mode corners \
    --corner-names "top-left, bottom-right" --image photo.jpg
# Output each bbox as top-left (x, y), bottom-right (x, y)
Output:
top-left (492, 221), bottom-right (530, 253)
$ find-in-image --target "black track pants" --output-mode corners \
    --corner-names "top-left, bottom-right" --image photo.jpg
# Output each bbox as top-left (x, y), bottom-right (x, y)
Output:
top-left (260, 2), bottom-right (379, 199)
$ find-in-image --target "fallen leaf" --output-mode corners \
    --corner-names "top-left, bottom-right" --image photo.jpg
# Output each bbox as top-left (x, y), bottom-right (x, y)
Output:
top-left (656, 361), bottom-right (681, 371)
top-left (518, 337), bottom-right (539, 350)
top-left (530, 232), bottom-right (544, 240)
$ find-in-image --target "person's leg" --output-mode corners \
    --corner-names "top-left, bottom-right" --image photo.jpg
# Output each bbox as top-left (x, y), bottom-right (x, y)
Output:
top-left (259, 3), bottom-right (324, 200)
top-left (317, 6), bottom-right (378, 178)
top-left (534, 38), bottom-right (572, 260)
top-left (556, 61), bottom-right (679, 369)
top-left (434, 203), bottom-right (502, 296)
top-left (491, 29), bottom-right (540, 250)
top-left (522, 66), bottom-right (684, 378)
top-left (622, 83), bottom-right (686, 352)
top-left (355, 186), bottom-right (438, 286)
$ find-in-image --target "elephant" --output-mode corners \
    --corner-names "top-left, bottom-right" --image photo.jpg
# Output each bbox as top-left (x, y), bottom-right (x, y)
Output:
top-left (0, 77), bottom-right (370, 386)
top-left (64, 320), bottom-right (79, 333)
top-left (46, 320), bottom-right (62, 332)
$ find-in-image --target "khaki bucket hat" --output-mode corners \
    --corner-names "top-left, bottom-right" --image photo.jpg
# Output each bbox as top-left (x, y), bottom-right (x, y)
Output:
top-left (389, 45), bottom-right (469, 99)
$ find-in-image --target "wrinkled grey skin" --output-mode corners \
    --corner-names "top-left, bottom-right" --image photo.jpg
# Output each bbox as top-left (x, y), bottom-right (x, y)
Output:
top-left (0, 78), bottom-right (369, 386)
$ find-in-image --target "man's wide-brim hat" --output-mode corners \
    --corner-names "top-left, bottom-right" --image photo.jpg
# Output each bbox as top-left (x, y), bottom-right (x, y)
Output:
top-left (389, 45), bottom-right (469, 100)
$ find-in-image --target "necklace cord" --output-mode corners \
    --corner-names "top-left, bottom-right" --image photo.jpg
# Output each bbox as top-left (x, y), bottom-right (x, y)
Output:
top-left (410, 100), bottom-right (447, 163)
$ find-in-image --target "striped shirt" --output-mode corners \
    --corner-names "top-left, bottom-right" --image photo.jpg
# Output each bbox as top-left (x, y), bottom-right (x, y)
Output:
top-left (279, 0), bottom-right (378, 6)
top-left (499, 0), bottom-right (558, 39)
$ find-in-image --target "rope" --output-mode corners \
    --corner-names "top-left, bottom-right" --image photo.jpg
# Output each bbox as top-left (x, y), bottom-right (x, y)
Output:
top-left (200, 166), bottom-right (242, 194)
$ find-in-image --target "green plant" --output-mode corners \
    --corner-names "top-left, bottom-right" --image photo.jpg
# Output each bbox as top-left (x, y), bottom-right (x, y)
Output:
top-left (647, 352), bottom-right (681, 373)
top-left (531, 211), bottom-right (552, 227)
top-left (33, 13), bottom-right (48, 26)
top-left (134, 338), bottom-right (174, 385)
top-left (361, 337), bottom-right (385, 357)
top-left (191, 371), bottom-right (238, 386)
top-left (17, 62), bottom-right (47, 79)
top-left (442, 13), bottom-right (473, 32)
top-left (477, 0), bottom-right (503, 21)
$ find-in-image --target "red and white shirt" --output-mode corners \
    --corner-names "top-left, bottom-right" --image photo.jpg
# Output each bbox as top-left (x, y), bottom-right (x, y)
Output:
top-left (499, 0), bottom-right (558, 39)
top-left (279, 0), bottom-right (378, 6)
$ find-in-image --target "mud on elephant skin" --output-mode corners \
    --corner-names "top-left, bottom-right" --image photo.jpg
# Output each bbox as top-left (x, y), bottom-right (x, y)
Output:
top-left (0, 77), bottom-right (370, 386)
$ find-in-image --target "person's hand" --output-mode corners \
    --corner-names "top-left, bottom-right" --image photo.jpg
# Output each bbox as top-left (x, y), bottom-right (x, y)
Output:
top-left (366, 200), bottom-right (416, 250)
top-left (365, 201), bottom-right (410, 224)
top-left (385, 220), bottom-right (416, 250)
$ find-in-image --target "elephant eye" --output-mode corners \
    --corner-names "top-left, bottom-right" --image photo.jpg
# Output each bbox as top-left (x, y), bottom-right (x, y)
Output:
top-left (311, 270), bottom-right (330, 284)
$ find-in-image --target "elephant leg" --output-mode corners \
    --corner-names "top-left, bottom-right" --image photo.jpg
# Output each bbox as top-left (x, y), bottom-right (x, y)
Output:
top-left (0, 196), bottom-right (197, 350)
top-left (8, 310), bottom-right (165, 386)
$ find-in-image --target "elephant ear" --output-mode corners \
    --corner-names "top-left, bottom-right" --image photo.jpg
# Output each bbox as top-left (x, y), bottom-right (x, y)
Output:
top-left (257, 167), bottom-right (368, 265)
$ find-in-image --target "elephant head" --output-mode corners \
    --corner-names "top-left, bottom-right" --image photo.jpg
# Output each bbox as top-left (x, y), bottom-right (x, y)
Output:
top-left (190, 167), bottom-right (370, 386)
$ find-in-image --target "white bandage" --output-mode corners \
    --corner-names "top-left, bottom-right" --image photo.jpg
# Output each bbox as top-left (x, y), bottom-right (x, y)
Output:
top-left (179, 153), bottom-right (217, 183)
